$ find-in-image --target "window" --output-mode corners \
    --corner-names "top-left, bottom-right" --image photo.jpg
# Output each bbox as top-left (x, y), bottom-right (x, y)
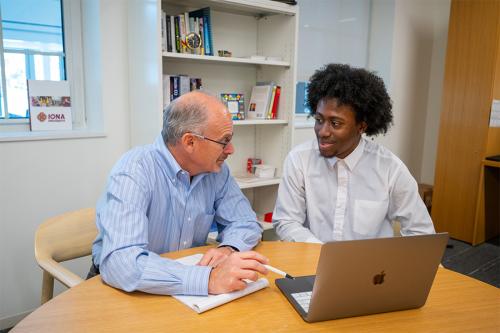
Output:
top-left (0, 0), bottom-right (65, 120)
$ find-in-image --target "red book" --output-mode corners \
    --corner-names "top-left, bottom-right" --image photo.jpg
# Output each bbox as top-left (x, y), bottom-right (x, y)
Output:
top-left (271, 86), bottom-right (281, 119)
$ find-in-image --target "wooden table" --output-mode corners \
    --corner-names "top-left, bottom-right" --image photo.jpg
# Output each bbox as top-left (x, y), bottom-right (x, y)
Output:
top-left (12, 242), bottom-right (500, 332)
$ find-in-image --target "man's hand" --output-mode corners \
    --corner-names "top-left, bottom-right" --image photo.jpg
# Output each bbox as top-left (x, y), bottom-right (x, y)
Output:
top-left (198, 246), bottom-right (235, 267)
top-left (207, 251), bottom-right (269, 294)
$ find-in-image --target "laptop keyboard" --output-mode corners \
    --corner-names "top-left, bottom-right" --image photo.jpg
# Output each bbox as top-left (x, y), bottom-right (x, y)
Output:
top-left (291, 291), bottom-right (312, 313)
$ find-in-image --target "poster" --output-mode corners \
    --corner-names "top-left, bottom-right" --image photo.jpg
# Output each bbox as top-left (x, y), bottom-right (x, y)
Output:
top-left (28, 80), bottom-right (72, 131)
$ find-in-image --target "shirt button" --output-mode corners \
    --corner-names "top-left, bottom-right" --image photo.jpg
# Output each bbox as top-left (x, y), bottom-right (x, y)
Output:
top-left (183, 241), bottom-right (187, 246)
top-left (188, 217), bottom-right (191, 221)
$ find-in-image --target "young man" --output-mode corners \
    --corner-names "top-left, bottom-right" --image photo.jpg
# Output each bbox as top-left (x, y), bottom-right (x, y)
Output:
top-left (273, 64), bottom-right (435, 243)
top-left (91, 91), bottom-right (268, 296)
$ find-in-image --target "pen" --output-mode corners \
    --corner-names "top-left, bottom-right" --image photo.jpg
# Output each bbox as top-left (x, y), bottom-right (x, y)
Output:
top-left (264, 264), bottom-right (295, 279)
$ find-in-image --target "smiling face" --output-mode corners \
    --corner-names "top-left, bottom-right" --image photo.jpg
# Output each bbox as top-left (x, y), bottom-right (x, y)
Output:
top-left (314, 98), bottom-right (367, 159)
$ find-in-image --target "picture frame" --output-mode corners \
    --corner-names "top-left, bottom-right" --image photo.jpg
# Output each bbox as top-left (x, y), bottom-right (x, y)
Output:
top-left (221, 93), bottom-right (245, 120)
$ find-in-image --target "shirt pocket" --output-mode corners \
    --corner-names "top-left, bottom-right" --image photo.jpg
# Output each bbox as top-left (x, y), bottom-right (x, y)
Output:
top-left (353, 200), bottom-right (388, 236)
top-left (193, 213), bottom-right (215, 246)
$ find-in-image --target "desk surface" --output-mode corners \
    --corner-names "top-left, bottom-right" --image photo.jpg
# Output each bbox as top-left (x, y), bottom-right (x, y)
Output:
top-left (13, 242), bottom-right (500, 332)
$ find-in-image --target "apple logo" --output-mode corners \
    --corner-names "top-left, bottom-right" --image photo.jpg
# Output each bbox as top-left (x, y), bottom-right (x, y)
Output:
top-left (373, 271), bottom-right (385, 285)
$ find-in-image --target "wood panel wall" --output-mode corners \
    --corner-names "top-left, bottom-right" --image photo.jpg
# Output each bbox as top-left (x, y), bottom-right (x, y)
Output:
top-left (432, 0), bottom-right (500, 244)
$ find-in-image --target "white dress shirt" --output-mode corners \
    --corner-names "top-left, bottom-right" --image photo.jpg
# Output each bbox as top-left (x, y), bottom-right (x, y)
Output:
top-left (273, 138), bottom-right (435, 243)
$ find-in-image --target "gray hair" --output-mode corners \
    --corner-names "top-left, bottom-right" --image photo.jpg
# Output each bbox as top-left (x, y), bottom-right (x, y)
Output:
top-left (161, 95), bottom-right (210, 144)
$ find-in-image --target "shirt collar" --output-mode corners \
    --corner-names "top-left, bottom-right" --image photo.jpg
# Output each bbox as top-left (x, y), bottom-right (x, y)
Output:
top-left (325, 137), bottom-right (366, 171)
top-left (153, 135), bottom-right (183, 182)
top-left (153, 135), bottom-right (210, 186)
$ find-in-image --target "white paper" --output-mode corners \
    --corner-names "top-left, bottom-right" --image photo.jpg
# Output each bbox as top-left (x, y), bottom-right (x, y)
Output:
top-left (28, 80), bottom-right (72, 131)
top-left (490, 100), bottom-right (500, 127)
top-left (173, 254), bottom-right (269, 313)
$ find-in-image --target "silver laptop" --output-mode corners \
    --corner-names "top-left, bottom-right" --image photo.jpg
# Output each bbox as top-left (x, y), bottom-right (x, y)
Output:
top-left (275, 233), bottom-right (449, 323)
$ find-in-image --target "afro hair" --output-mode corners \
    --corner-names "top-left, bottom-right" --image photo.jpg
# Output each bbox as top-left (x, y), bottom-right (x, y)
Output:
top-left (307, 63), bottom-right (393, 136)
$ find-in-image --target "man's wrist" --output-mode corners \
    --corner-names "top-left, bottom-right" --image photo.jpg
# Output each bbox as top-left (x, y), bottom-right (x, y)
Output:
top-left (218, 245), bottom-right (239, 252)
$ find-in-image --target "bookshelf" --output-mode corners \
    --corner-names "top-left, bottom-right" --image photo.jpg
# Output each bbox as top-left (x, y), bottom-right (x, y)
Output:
top-left (128, 0), bottom-right (297, 224)
top-left (162, 52), bottom-right (291, 67)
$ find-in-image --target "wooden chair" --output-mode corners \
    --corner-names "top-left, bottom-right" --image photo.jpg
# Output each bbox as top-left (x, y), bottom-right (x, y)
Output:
top-left (34, 208), bottom-right (97, 304)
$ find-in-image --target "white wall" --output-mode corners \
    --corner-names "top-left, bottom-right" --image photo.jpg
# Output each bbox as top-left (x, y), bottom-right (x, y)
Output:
top-left (0, 0), bottom-right (132, 328)
top-left (296, 0), bottom-right (371, 82)
top-left (293, 0), bottom-right (450, 186)
top-left (420, 1), bottom-right (450, 185)
top-left (293, 0), bottom-right (395, 148)
top-left (375, 0), bottom-right (450, 182)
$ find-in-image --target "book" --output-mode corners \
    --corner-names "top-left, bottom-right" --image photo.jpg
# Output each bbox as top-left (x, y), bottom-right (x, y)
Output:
top-left (173, 254), bottom-right (269, 313)
top-left (295, 81), bottom-right (311, 114)
top-left (162, 74), bottom-right (171, 108)
top-left (174, 16), bottom-right (181, 52)
top-left (247, 85), bottom-right (274, 119)
top-left (169, 15), bottom-right (176, 53)
top-left (28, 80), bottom-right (73, 131)
top-left (199, 17), bottom-right (205, 55)
top-left (179, 75), bottom-right (191, 95)
top-left (190, 77), bottom-right (203, 91)
top-left (171, 76), bottom-right (180, 100)
top-left (270, 86), bottom-right (281, 119)
top-left (267, 85), bottom-right (277, 119)
top-left (179, 14), bottom-right (187, 53)
top-left (161, 10), bottom-right (167, 52)
top-left (165, 14), bottom-right (172, 52)
top-left (167, 75), bottom-right (203, 101)
top-left (189, 7), bottom-right (213, 56)
top-left (221, 93), bottom-right (245, 120)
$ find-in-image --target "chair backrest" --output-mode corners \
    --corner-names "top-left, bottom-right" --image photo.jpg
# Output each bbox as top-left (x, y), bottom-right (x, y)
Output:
top-left (35, 208), bottom-right (97, 296)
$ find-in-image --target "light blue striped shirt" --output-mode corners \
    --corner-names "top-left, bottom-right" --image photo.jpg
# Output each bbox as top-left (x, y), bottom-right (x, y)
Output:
top-left (92, 135), bottom-right (262, 296)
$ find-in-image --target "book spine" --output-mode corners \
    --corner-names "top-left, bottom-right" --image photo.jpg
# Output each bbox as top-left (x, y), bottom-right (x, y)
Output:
top-left (203, 19), bottom-right (211, 55)
top-left (267, 85), bottom-right (277, 119)
top-left (161, 10), bottom-right (166, 52)
top-left (170, 16), bottom-right (176, 53)
top-left (271, 86), bottom-right (281, 119)
top-left (179, 14), bottom-right (186, 53)
top-left (171, 76), bottom-right (180, 100)
top-left (166, 15), bottom-right (172, 52)
top-left (189, 8), bottom-right (213, 56)
top-left (185, 12), bottom-right (192, 54)
top-left (163, 74), bottom-right (171, 108)
top-left (174, 16), bottom-right (181, 53)
top-left (179, 76), bottom-right (190, 95)
top-left (194, 18), bottom-right (201, 55)
top-left (199, 17), bottom-right (204, 55)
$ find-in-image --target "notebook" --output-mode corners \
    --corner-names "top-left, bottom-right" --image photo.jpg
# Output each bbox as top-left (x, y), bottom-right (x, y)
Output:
top-left (276, 233), bottom-right (449, 322)
top-left (173, 253), bottom-right (269, 313)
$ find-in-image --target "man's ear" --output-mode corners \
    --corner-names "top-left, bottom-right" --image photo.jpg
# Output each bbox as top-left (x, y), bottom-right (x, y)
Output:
top-left (181, 133), bottom-right (196, 153)
top-left (358, 121), bottom-right (368, 134)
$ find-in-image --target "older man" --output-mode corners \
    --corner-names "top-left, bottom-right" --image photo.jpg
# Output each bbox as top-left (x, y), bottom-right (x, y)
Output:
top-left (91, 91), bottom-right (268, 296)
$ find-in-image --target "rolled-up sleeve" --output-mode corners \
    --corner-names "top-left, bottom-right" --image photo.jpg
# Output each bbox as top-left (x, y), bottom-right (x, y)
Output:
top-left (213, 165), bottom-right (263, 251)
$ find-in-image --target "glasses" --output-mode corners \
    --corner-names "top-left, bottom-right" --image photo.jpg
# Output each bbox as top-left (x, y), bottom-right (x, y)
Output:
top-left (191, 133), bottom-right (232, 149)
